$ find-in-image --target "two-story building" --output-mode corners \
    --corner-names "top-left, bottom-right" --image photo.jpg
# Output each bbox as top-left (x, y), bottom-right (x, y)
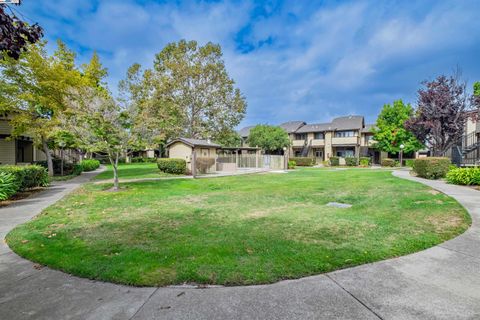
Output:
top-left (0, 115), bottom-right (46, 165)
top-left (239, 115), bottom-right (386, 164)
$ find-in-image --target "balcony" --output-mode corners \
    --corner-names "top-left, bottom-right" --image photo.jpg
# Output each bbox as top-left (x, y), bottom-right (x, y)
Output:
top-left (311, 139), bottom-right (325, 146)
top-left (332, 136), bottom-right (359, 145)
top-left (292, 140), bottom-right (306, 147)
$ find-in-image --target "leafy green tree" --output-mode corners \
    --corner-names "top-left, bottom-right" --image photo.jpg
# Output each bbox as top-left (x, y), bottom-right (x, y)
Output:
top-left (247, 125), bottom-right (290, 153)
top-left (128, 40), bottom-right (246, 142)
top-left (0, 40), bottom-right (82, 175)
top-left (373, 100), bottom-right (423, 155)
top-left (215, 130), bottom-right (242, 147)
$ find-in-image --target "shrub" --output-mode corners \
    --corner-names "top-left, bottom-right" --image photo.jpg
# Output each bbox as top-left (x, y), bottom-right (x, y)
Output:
top-left (0, 165), bottom-right (49, 191)
top-left (81, 159), bottom-right (100, 172)
top-left (0, 172), bottom-right (19, 201)
top-left (359, 157), bottom-right (371, 167)
top-left (72, 164), bottom-right (83, 176)
top-left (405, 159), bottom-right (415, 168)
top-left (157, 158), bottom-right (186, 175)
top-left (35, 159), bottom-right (76, 175)
top-left (131, 157), bottom-right (157, 163)
top-left (345, 157), bottom-right (358, 166)
top-left (288, 160), bottom-right (296, 169)
top-left (381, 158), bottom-right (396, 167)
top-left (289, 157), bottom-right (315, 166)
top-left (413, 157), bottom-right (451, 179)
top-left (196, 157), bottom-right (216, 174)
top-left (446, 167), bottom-right (480, 185)
top-left (329, 156), bottom-right (340, 166)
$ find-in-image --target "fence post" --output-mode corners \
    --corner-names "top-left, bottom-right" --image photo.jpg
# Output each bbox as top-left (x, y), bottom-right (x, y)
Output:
top-left (192, 149), bottom-right (197, 178)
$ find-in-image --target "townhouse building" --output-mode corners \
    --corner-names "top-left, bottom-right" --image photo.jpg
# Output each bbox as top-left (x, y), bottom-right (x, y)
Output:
top-left (239, 115), bottom-right (386, 164)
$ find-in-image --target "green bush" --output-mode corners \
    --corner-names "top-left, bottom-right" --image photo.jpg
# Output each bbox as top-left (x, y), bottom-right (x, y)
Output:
top-left (446, 167), bottom-right (480, 185)
top-left (0, 165), bottom-right (49, 191)
top-left (381, 158), bottom-right (396, 167)
top-left (329, 156), bottom-right (340, 166)
top-left (359, 157), bottom-right (371, 167)
top-left (81, 159), bottom-right (100, 172)
top-left (157, 158), bottom-right (187, 175)
top-left (131, 157), bottom-right (157, 163)
top-left (288, 160), bottom-right (296, 169)
top-left (72, 164), bottom-right (83, 176)
top-left (289, 157), bottom-right (315, 166)
top-left (413, 157), bottom-right (451, 179)
top-left (345, 157), bottom-right (358, 166)
top-left (405, 159), bottom-right (415, 168)
top-left (0, 172), bottom-right (19, 201)
top-left (35, 159), bottom-right (77, 175)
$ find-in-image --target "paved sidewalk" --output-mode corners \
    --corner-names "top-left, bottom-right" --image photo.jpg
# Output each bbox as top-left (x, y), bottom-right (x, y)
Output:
top-left (0, 169), bottom-right (479, 319)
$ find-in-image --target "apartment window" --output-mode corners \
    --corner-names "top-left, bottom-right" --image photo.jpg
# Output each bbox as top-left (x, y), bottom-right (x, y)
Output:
top-left (295, 133), bottom-right (307, 140)
top-left (365, 134), bottom-right (373, 143)
top-left (335, 130), bottom-right (355, 137)
top-left (314, 150), bottom-right (323, 158)
top-left (314, 132), bottom-right (324, 139)
top-left (336, 147), bottom-right (355, 158)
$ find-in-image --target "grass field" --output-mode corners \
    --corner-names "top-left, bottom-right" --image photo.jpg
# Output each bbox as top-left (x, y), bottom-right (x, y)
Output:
top-left (7, 168), bottom-right (470, 286)
top-left (94, 163), bottom-right (176, 181)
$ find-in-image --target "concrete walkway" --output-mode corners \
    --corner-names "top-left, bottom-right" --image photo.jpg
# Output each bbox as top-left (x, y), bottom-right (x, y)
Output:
top-left (0, 169), bottom-right (479, 319)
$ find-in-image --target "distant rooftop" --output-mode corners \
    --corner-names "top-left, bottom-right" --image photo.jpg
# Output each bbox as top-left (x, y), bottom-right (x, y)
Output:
top-left (166, 137), bottom-right (221, 148)
top-left (279, 121), bottom-right (306, 133)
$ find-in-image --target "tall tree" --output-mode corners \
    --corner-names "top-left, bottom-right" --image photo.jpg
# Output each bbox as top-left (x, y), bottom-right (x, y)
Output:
top-left (0, 4), bottom-right (43, 59)
top-left (247, 125), bottom-right (290, 153)
top-left (139, 40), bottom-right (246, 141)
top-left (0, 40), bottom-right (82, 175)
top-left (372, 100), bottom-right (423, 155)
top-left (405, 74), bottom-right (471, 156)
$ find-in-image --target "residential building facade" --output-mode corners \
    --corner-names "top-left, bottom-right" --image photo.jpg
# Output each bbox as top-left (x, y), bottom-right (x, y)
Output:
top-left (239, 115), bottom-right (386, 164)
top-left (0, 115), bottom-right (46, 165)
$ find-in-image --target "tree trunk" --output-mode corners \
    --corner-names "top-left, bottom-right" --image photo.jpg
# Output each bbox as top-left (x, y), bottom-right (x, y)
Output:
top-left (110, 152), bottom-right (120, 191)
top-left (41, 137), bottom-right (54, 177)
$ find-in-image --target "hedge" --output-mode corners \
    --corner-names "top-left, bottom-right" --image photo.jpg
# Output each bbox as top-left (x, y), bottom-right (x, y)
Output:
top-left (359, 157), bottom-right (371, 167)
top-left (413, 157), bottom-right (451, 179)
top-left (81, 159), bottom-right (101, 172)
top-left (329, 156), bottom-right (340, 166)
top-left (446, 167), bottom-right (480, 185)
top-left (157, 158), bottom-right (186, 175)
top-left (381, 158), bottom-right (396, 167)
top-left (0, 172), bottom-right (18, 201)
top-left (405, 159), bottom-right (415, 168)
top-left (289, 157), bottom-right (315, 166)
top-left (0, 165), bottom-right (49, 191)
top-left (288, 160), bottom-right (296, 169)
top-left (131, 157), bottom-right (157, 163)
top-left (35, 159), bottom-right (77, 175)
top-left (345, 157), bottom-right (358, 166)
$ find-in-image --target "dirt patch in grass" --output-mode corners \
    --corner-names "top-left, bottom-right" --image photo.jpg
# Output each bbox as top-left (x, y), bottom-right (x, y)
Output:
top-left (426, 215), bottom-right (465, 232)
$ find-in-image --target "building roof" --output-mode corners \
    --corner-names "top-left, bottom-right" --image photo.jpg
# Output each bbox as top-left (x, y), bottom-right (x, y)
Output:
top-left (238, 125), bottom-right (255, 138)
top-left (166, 138), bottom-right (221, 148)
top-left (361, 124), bottom-right (376, 133)
top-left (296, 123), bottom-right (333, 133)
top-left (331, 115), bottom-right (364, 130)
top-left (279, 121), bottom-right (306, 133)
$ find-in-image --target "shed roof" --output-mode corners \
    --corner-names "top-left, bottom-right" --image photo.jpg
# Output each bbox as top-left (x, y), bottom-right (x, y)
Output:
top-left (166, 138), bottom-right (221, 148)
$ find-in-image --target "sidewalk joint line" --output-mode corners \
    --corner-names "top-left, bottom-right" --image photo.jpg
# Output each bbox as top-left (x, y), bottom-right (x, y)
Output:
top-left (128, 287), bottom-right (159, 320)
top-left (325, 274), bottom-right (384, 320)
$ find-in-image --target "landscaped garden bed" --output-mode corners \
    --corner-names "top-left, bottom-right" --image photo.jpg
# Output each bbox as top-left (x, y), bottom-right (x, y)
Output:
top-left (6, 169), bottom-right (470, 286)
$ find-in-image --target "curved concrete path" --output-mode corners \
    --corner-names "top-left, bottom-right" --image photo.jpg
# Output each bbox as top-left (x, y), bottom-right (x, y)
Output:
top-left (0, 169), bottom-right (479, 319)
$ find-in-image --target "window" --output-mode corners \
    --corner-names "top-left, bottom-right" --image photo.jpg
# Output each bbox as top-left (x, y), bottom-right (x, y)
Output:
top-left (314, 132), bottom-right (324, 139)
top-left (314, 150), bottom-right (323, 158)
top-left (365, 134), bottom-right (373, 143)
top-left (294, 151), bottom-right (302, 157)
top-left (295, 133), bottom-right (307, 140)
top-left (335, 147), bottom-right (355, 158)
top-left (335, 131), bottom-right (355, 137)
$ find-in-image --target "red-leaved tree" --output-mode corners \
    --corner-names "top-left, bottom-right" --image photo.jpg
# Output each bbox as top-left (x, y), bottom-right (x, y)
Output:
top-left (405, 74), bottom-right (472, 156)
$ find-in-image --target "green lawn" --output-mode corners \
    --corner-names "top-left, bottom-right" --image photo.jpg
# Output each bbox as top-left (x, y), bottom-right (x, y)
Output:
top-left (94, 163), bottom-right (177, 181)
top-left (7, 169), bottom-right (470, 286)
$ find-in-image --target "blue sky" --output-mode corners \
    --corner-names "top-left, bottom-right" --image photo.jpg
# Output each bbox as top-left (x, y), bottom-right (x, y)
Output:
top-left (16, 0), bottom-right (480, 127)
